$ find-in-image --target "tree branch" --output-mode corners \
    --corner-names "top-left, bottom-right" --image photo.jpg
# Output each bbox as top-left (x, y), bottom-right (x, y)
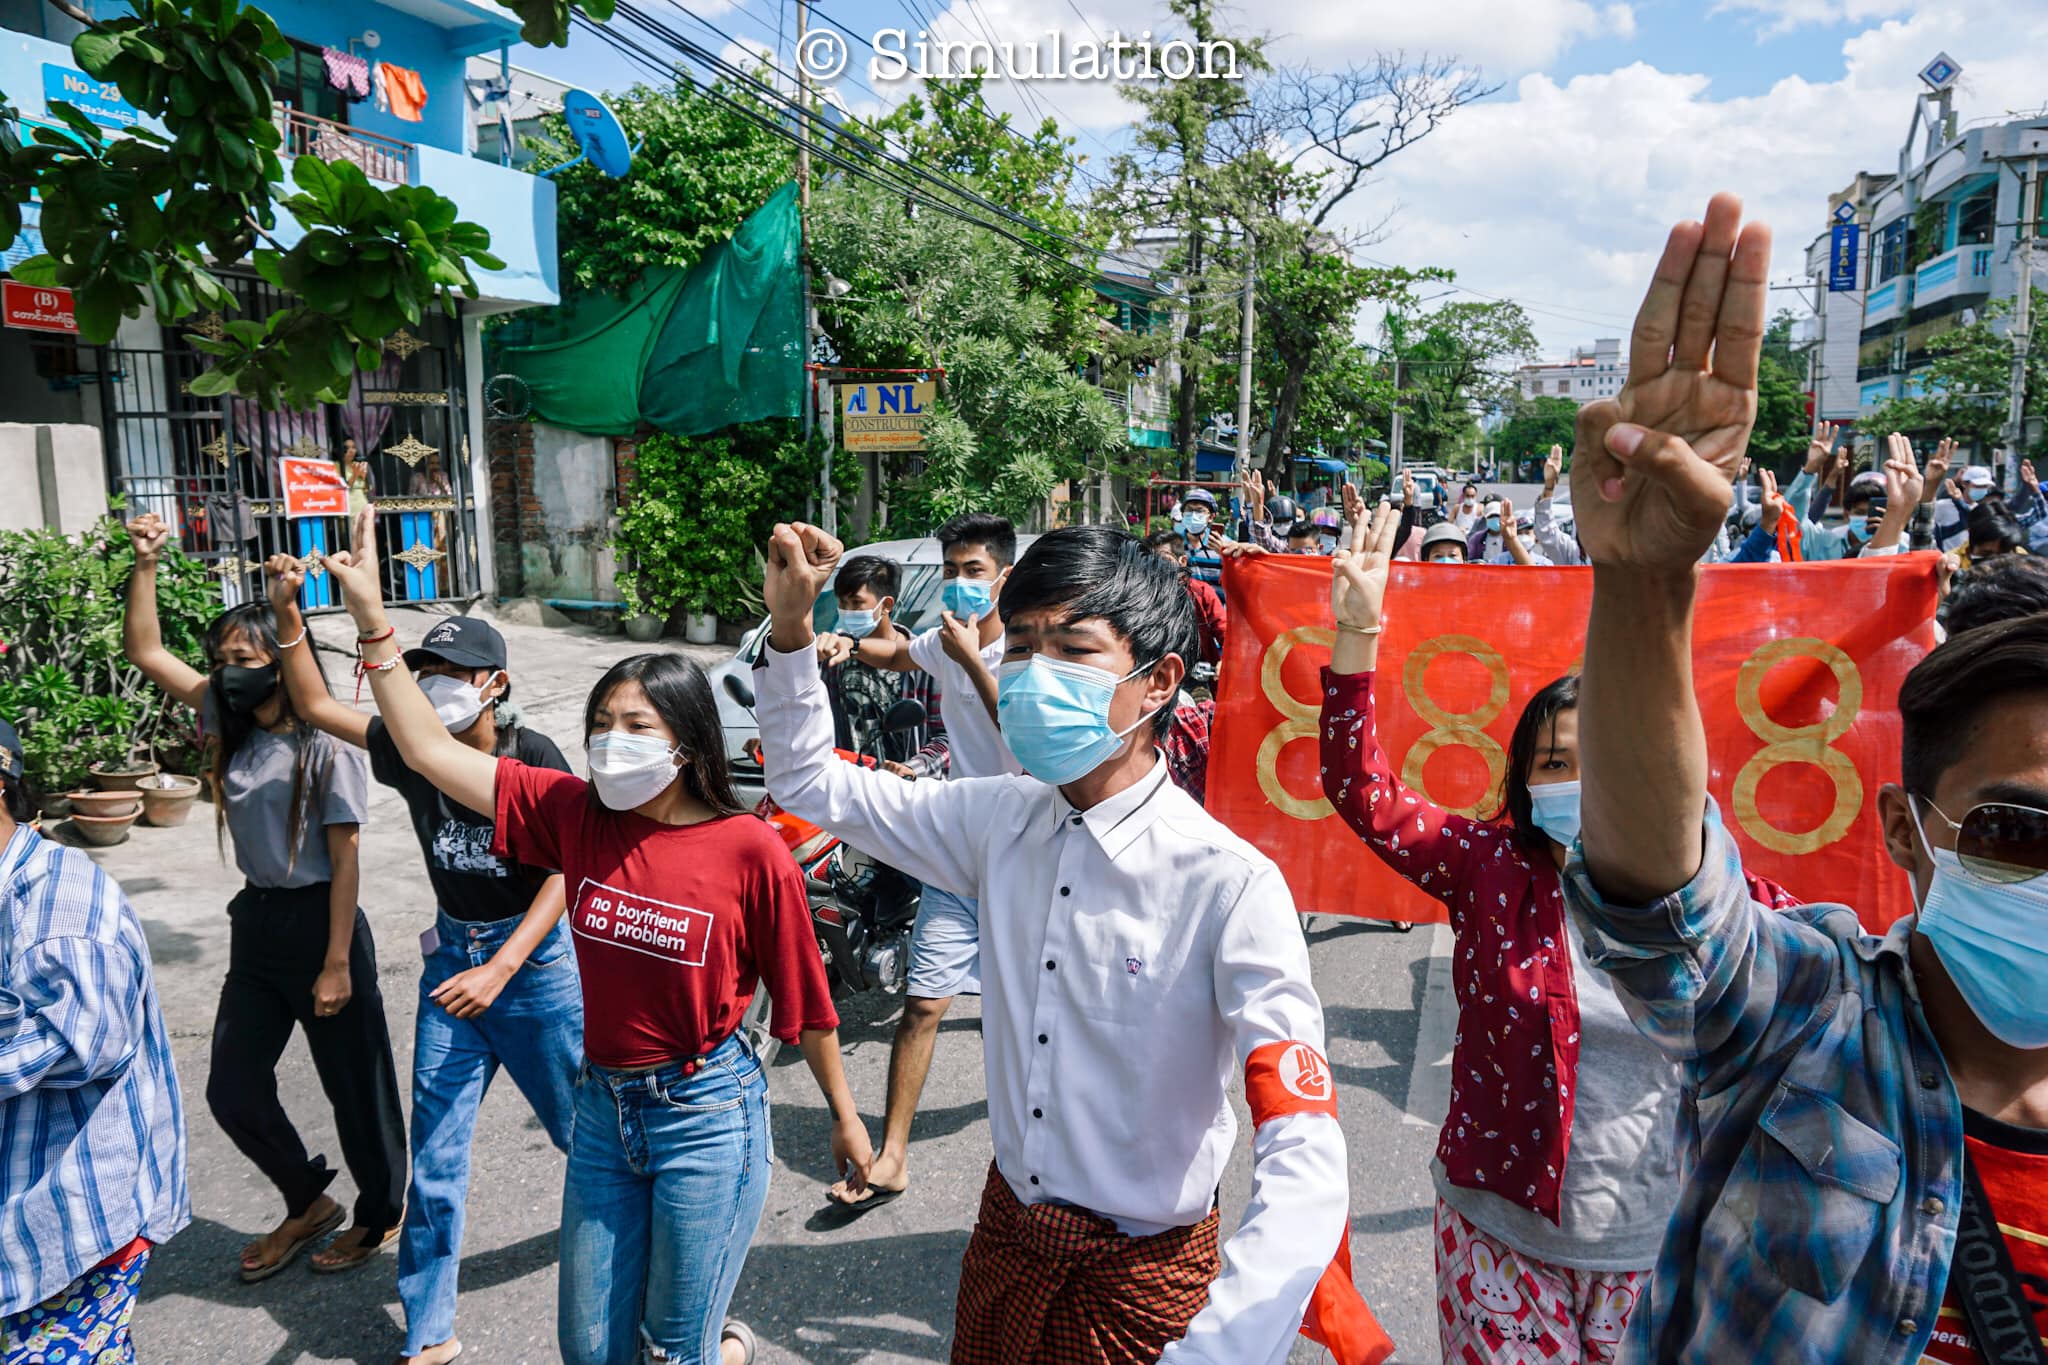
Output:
top-left (42, 0), bottom-right (93, 27)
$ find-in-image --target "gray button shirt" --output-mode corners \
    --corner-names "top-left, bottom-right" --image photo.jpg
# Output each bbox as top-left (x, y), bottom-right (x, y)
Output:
top-left (1435, 911), bottom-right (1682, 1272)
top-left (207, 694), bottom-right (370, 888)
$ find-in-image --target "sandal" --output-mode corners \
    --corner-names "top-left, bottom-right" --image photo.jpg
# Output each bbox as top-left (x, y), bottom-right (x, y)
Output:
top-left (721, 1321), bottom-right (758, 1365)
top-left (309, 1221), bottom-right (402, 1275)
top-left (239, 1202), bottom-right (345, 1284)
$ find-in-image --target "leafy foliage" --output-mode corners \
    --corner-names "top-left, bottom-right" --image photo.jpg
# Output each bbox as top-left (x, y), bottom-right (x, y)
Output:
top-left (0, 519), bottom-right (214, 793)
top-left (1748, 310), bottom-right (1813, 478)
top-left (0, 1), bottom-right (517, 409)
top-left (1493, 395), bottom-right (1580, 471)
top-left (810, 172), bottom-right (1129, 530)
top-left (1865, 290), bottom-right (2046, 459)
top-left (612, 431), bottom-right (774, 619)
top-left (529, 78), bottom-right (792, 295)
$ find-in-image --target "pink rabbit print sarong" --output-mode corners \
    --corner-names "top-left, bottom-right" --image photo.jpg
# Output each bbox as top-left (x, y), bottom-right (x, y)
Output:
top-left (1434, 1197), bottom-right (1648, 1364)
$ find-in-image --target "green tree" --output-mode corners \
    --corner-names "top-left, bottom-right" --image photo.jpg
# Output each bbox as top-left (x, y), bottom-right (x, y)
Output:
top-left (810, 177), bottom-right (1127, 529)
top-left (1748, 310), bottom-right (1812, 478)
top-left (530, 79), bottom-right (792, 295)
top-left (0, 0), bottom-right (608, 408)
top-left (1493, 395), bottom-right (1580, 469)
top-left (1865, 289), bottom-right (2046, 458)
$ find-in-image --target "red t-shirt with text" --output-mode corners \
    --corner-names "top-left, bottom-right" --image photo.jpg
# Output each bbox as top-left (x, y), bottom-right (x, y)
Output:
top-left (492, 758), bottom-right (837, 1069)
top-left (1919, 1108), bottom-right (2048, 1363)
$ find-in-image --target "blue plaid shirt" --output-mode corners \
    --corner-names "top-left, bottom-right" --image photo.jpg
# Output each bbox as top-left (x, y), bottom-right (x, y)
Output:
top-left (1, 824), bottom-right (188, 1314)
top-left (1563, 814), bottom-right (1963, 1364)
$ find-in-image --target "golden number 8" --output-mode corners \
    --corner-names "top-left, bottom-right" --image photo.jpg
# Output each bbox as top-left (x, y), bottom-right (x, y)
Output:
top-left (1256, 626), bottom-right (1336, 821)
top-left (1400, 634), bottom-right (1510, 819)
top-left (1732, 637), bottom-right (1863, 855)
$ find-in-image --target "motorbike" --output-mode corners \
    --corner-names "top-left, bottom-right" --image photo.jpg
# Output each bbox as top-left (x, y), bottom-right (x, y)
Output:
top-left (722, 672), bottom-right (927, 1065)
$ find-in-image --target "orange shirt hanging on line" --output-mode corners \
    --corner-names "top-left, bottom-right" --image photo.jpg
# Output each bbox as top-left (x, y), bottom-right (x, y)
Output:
top-left (378, 63), bottom-right (427, 122)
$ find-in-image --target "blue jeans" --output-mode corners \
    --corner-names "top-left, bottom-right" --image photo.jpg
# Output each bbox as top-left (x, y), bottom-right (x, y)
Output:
top-left (557, 1032), bottom-right (772, 1365)
top-left (398, 909), bottom-right (584, 1355)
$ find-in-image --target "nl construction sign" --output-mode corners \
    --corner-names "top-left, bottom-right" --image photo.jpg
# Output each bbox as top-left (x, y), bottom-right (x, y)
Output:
top-left (841, 380), bottom-right (935, 451)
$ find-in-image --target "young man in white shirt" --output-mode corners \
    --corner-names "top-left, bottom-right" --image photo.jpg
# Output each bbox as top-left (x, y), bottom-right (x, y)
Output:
top-left (757, 523), bottom-right (1388, 1365)
top-left (810, 513), bottom-right (1019, 1213)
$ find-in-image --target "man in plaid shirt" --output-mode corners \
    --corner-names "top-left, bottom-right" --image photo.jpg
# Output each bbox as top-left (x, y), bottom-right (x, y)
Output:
top-left (1565, 192), bottom-right (2048, 1364)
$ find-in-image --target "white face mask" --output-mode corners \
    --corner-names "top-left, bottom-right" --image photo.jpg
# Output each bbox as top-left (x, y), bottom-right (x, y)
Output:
top-left (586, 731), bottom-right (681, 810)
top-left (419, 673), bottom-right (491, 734)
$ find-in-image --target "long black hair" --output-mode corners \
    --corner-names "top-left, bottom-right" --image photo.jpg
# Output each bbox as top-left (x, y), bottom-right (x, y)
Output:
top-left (1501, 673), bottom-right (1579, 851)
top-left (202, 602), bottom-right (329, 872)
top-left (583, 653), bottom-right (748, 817)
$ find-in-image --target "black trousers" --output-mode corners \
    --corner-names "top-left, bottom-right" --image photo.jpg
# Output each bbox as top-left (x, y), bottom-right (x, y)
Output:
top-left (207, 883), bottom-right (408, 1233)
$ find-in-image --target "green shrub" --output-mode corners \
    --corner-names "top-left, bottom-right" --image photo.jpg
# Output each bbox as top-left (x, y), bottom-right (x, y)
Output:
top-left (612, 431), bottom-right (773, 620)
top-left (0, 518), bottom-right (215, 793)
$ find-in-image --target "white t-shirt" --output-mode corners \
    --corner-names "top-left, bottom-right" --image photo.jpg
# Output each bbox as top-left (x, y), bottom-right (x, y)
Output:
top-left (908, 627), bottom-right (1020, 779)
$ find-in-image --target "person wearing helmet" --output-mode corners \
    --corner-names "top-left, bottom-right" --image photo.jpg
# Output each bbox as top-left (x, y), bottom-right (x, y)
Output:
top-left (1176, 486), bottom-right (1226, 586)
top-left (1421, 521), bottom-right (1469, 564)
top-left (1310, 505), bottom-right (1343, 554)
top-left (1260, 495), bottom-right (1304, 552)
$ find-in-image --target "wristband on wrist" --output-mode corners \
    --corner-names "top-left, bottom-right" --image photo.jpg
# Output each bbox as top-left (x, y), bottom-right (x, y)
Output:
top-left (276, 626), bottom-right (308, 651)
top-left (356, 625), bottom-right (396, 644)
top-left (1337, 621), bottom-right (1384, 637)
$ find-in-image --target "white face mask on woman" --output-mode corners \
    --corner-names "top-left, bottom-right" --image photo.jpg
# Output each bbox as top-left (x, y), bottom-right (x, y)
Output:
top-left (585, 731), bottom-right (681, 810)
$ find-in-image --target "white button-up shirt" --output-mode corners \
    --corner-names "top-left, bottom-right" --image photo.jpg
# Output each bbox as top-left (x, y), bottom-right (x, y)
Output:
top-left (756, 642), bottom-right (1348, 1365)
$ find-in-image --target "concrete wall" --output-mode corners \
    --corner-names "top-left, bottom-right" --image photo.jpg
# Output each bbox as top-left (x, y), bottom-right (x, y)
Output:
top-left (489, 420), bottom-right (620, 603)
top-left (0, 422), bottom-right (109, 535)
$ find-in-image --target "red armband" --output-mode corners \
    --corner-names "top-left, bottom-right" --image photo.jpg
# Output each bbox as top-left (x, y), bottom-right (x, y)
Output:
top-left (1244, 1040), bottom-right (1395, 1365)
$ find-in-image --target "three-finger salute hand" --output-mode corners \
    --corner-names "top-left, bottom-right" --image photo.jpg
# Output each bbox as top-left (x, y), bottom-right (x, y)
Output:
top-left (1805, 421), bottom-right (1838, 474)
top-left (1569, 192), bottom-right (1768, 569)
top-left (1759, 469), bottom-right (1785, 532)
top-left (1331, 500), bottom-right (1401, 629)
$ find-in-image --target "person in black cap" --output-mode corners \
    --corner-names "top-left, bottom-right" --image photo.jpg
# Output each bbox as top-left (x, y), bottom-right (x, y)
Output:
top-left (265, 556), bottom-right (581, 1365)
top-left (0, 715), bottom-right (189, 1361)
top-left (120, 514), bottom-right (406, 1287)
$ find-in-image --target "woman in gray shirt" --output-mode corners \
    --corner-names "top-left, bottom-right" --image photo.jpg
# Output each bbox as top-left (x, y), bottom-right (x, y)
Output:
top-left (121, 514), bottom-right (405, 1283)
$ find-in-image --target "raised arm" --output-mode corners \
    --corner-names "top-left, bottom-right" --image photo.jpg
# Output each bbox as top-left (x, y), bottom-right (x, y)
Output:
top-left (317, 508), bottom-right (497, 817)
top-left (120, 514), bottom-right (209, 711)
top-left (937, 609), bottom-right (1000, 726)
top-left (1320, 503), bottom-right (1487, 912)
top-left (265, 556), bottom-right (371, 749)
top-left (1861, 434), bottom-right (1924, 555)
top-left (757, 523), bottom-right (987, 895)
top-left (844, 630), bottom-right (919, 673)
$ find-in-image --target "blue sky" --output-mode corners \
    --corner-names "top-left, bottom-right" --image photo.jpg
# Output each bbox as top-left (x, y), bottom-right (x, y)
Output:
top-left (508, 0), bottom-right (2047, 356)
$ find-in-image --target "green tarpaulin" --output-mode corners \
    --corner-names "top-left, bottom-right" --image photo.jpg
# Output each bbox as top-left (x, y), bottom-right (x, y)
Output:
top-left (498, 181), bottom-right (804, 438)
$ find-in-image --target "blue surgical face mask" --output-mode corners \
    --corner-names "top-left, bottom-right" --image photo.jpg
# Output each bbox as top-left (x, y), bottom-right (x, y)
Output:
top-left (1181, 510), bottom-right (1211, 535)
top-left (1528, 779), bottom-right (1581, 847)
top-left (1487, 514), bottom-right (1503, 534)
top-left (1914, 807), bottom-right (2048, 1048)
top-left (941, 578), bottom-right (994, 620)
top-left (996, 655), bottom-right (1158, 786)
top-left (1968, 486), bottom-right (1991, 503)
top-left (837, 608), bottom-right (879, 637)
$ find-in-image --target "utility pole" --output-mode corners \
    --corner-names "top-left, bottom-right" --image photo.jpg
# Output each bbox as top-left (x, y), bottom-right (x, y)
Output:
top-left (1233, 226), bottom-right (1255, 483)
top-left (2005, 158), bottom-right (2038, 493)
top-left (795, 0), bottom-right (834, 533)
top-left (1389, 358), bottom-right (1404, 478)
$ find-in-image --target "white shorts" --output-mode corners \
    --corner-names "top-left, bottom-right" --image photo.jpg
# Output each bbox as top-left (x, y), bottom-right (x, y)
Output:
top-left (907, 885), bottom-right (980, 999)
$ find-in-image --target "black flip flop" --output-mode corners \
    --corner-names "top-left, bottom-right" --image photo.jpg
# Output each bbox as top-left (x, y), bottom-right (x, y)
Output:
top-left (238, 1203), bottom-right (345, 1284)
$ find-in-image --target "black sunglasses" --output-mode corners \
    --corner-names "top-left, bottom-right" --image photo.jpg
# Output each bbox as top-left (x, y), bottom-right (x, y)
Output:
top-left (1919, 797), bottom-right (2048, 885)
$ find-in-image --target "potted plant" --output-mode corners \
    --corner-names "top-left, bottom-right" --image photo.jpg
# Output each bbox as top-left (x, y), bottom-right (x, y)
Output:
top-left (140, 772), bottom-right (205, 826)
top-left (611, 433), bottom-right (770, 650)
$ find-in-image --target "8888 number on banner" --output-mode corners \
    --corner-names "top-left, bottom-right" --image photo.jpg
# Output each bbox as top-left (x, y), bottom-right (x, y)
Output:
top-left (1209, 555), bottom-right (1941, 931)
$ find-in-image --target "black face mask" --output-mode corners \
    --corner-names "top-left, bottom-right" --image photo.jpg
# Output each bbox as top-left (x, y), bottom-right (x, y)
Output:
top-left (217, 663), bottom-right (279, 716)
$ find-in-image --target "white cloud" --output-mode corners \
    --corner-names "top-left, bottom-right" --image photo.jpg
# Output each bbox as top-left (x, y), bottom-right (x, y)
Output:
top-left (1355, 0), bottom-right (2048, 356)
top-left (1708, 0), bottom-right (1911, 39)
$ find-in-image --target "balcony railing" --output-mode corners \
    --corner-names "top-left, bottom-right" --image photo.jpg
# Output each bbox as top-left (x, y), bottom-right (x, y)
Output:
top-left (275, 108), bottom-right (413, 185)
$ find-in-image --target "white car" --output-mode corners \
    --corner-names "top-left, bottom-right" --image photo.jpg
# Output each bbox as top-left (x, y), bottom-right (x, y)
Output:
top-left (710, 533), bottom-right (1039, 799)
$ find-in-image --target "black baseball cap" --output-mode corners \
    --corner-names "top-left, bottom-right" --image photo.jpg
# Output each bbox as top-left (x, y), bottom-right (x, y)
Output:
top-left (404, 616), bottom-right (508, 673)
top-left (0, 717), bottom-right (21, 782)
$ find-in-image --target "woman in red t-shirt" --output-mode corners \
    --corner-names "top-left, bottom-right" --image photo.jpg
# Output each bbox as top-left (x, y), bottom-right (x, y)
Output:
top-left (319, 523), bottom-right (869, 1365)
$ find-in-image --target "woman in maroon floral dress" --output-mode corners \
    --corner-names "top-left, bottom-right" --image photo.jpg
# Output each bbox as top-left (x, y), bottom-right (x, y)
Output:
top-left (1318, 502), bottom-right (1797, 1365)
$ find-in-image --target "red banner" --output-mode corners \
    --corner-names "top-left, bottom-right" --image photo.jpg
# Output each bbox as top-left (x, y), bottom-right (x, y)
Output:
top-left (1211, 556), bottom-right (1941, 931)
top-left (278, 457), bottom-right (349, 519)
top-left (2, 281), bottom-right (76, 333)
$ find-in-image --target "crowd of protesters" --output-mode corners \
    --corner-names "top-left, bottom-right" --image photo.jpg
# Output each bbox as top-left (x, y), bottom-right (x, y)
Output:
top-left (6, 190), bottom-right (2048, 1365)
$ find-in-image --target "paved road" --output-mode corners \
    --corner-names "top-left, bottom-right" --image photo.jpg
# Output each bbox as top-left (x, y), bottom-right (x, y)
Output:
top-left (73, 606), bottom-right (1455, 1363)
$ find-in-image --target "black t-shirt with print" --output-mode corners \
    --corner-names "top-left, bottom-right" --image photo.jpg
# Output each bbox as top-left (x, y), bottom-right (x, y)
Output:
top-left (366, 717), bottom-right (570, 923)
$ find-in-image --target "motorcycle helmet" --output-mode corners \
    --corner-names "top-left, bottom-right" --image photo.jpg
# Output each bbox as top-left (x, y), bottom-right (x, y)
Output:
top-left (1266, 495), bottom-right (1300, 530)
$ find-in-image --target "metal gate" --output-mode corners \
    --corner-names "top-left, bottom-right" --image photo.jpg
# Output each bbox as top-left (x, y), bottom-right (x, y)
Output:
top-left (104, 272), bottom-right (480, 612)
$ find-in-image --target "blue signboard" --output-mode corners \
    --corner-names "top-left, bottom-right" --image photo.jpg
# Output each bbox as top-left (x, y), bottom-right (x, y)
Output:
top-left (42, 64), bottom-right (140, 129)
top-left (1828, 223), bottom-right (1860, 293)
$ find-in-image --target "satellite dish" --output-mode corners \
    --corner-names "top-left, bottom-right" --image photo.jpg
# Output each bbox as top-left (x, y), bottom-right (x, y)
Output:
top-left (542, 89), bottom-right (636, 179)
